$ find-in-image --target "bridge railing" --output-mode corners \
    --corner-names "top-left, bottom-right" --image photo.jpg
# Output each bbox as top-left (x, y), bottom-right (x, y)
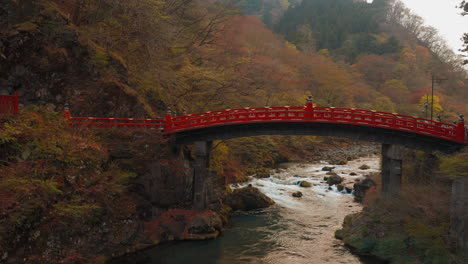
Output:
top-left (164, 105), bottom-right (466, 144)
top-left (66, 116), bottom-right (164, 129)
top-left (312, 107), bottom-right (462, 141)
top-left (0, 92), bottom-right (19, 117)
top-left (168, 106), bottom-right (306, 131)
top-left (59, 100), bottom-right (466, 145)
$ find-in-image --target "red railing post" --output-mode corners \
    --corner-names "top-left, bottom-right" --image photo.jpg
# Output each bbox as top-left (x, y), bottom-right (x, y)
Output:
top-left (457, 114), bottom-right (465, 143)
top-left (63, 103), bottom-right (72, 127)
top-left (305, 95), bottom-right (314, 119)
top-left (13, 92), bottom-right (19, 115)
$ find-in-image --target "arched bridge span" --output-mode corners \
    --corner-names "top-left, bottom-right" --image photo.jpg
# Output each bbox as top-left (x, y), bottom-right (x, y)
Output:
top-left (64, 98), bottom-right (467, 208)
top-left (65, 100), bottom-right (467, 152)
top-left (165, 106), bottom-right (466, 153)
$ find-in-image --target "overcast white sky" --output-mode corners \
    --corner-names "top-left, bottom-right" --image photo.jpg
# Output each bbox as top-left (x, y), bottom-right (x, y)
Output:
top-left (400, 0), bottom-right (467, 53)
top-left (379, 0), bottom-right (468, 54)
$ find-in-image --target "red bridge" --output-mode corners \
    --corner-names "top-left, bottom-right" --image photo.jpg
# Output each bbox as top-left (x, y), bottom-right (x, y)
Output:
top-left (63, 97), bottom-right (467, 152)
top-left (0, 93), bottom-right (19, 117)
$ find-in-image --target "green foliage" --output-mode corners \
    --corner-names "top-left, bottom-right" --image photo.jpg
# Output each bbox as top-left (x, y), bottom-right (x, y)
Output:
top-left (276, 0), bottom-right (394, 60)
top-left (54, 202), bottom-right (101, 219)
top-left (90, 51), bottom-right (110, 68)
top-left (337, 185), bottom-right (463, 263)
top-left (346, 236), bottom-right (377, 254)
top-left (375, 235), bottom-right (408, 261)
top-left (371, 96), bottom-right (396, 113)
top-left (439, 151), bottom-right (468, 179)
top-left (0, 108), bottom-right (140, 257)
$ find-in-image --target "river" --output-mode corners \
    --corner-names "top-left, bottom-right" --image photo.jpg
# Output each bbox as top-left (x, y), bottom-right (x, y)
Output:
top-left (112, 156), bottom-right (383, 264)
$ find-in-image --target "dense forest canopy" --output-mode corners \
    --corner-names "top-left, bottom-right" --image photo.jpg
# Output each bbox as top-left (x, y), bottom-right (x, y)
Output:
top-left (0, 0), bottom-right (466, 118)
top-left (1, 1), bottom-right (467, 263)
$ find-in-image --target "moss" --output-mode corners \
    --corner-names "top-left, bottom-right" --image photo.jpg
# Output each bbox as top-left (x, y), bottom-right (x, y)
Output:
top-left (15, 21), bottom-right (38, 31)
top-left (359, 164), bottom-right (371, 170)
top-left (90, 51), bottom-right (110, 67)
top-left (345, 236), bottom-right (377, 254)
top-left (335, 229), bottom-right (345, 239)
top-left (53, 202), bottom-right (101, 219)
top-left (374, 235), bottom-right (408, 261)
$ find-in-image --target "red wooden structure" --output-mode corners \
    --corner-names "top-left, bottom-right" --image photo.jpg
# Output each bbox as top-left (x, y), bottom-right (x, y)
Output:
top-left (63, 106), bottom-right (164, 130)
top-left (0, 92), bottom-right (19, 116)
top-left (64, 99), bottom-right (468, 145)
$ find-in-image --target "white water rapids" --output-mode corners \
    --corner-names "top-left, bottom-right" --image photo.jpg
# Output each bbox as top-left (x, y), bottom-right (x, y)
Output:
top-left (231, 155), bottom-right (381, 264)
top-left (112, 155), bottom-right (383, 264)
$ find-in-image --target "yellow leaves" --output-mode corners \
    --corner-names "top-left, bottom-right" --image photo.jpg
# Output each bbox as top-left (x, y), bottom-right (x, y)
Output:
top-left (53, 202), bottom-right (101, 219)
top-left (317, 49), bottom-right (330, 57)
top-left (371, 96), bottom-right (397, 113)
top-left (14, 22), bottom-right (38, 32)
top-left (419, 95), bottom-right (443, 115)
top-left (90, 51), bottom-right (110, 68)
top-left (210, 141), bottom-right (230, 172)
top-left (285, 41), bottom-right (297, 51)
top-left (170, 47), bottom-right (187, 54)
top-left (279, 0), bottom-right (291, 10)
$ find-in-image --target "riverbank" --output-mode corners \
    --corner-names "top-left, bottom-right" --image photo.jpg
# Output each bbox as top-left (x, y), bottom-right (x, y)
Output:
top-left (336, 149), bottom-right (468, 264)
top-left (111, 156), bottom-right (383, 264)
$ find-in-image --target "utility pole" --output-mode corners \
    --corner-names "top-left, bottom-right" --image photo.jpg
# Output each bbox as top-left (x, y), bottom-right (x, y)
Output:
top-left (423, 95), bottom-right (429, 119)
top-left (430, 74), bottom-right (447, 121)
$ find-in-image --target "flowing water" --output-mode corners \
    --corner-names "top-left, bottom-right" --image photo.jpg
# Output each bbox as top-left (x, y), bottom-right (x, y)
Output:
top-left (113, 156), bottom-right (383, 264)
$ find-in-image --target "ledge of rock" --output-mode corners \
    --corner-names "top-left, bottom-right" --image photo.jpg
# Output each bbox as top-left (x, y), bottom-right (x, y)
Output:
top-left (224, 187), bottom-right (275, 211)
top-left (353, 178), bottom-right (376, 202)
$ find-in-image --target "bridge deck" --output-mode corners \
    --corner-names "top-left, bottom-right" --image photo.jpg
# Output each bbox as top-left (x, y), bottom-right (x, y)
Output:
top-left (64, 104), bottom-right (467, 148)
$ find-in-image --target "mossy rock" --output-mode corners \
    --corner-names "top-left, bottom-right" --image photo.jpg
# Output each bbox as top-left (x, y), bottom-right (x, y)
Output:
top-left (338, 160), bottom-right (348, 165)
top-left (299, 181), bottom-right (312, 188)
top-left (335, 229), bottom-right (345, 239)
top-left (359, 164), bottom-right (371, 170)
top-left (327, 174), bottom-right (343, 185)
top-left (344, 236), bottom-right (377, 254)
top-left (322, 166), bottom-right (335, 171)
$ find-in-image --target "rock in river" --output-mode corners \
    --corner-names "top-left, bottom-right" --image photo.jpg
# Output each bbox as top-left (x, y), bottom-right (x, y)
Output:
top-left (292, 191), bottom-right (303, 198)
top-left (299, 181), bottom-right (312, 188)
top-left (359, 164), bottom-right (371, 170)
top-left (224, 187), bottom-right (274, 211)
top-left (327, 174), bottom-right (343, 186)
top-left (337, 184), bottom-right (345, 192)
top-left (353, 178), bottom-right (376, 202)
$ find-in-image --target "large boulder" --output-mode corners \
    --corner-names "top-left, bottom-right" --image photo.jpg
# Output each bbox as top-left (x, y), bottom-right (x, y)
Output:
top-left (353, 178), bottom-right (376, 202)
top-left (188, 215), bottom-right (222, 235)
top-left (327, 174), bottom-right (343, 186)
top-left (224, 187), bottom-right (274, 211)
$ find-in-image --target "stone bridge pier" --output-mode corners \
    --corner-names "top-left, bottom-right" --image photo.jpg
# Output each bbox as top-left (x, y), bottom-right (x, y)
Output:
top-left (193, 141), bottom-right (212, 211)
top-left (381, 144), bottom-right (404, 197)
top-left (450, 177), bottom-right (468, 251)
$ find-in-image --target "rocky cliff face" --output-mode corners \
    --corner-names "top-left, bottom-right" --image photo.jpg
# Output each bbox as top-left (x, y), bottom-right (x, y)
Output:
top-left (0, 0), bottom-right (150, 117)
top-left (0, 128), bottom-right (227, 264)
